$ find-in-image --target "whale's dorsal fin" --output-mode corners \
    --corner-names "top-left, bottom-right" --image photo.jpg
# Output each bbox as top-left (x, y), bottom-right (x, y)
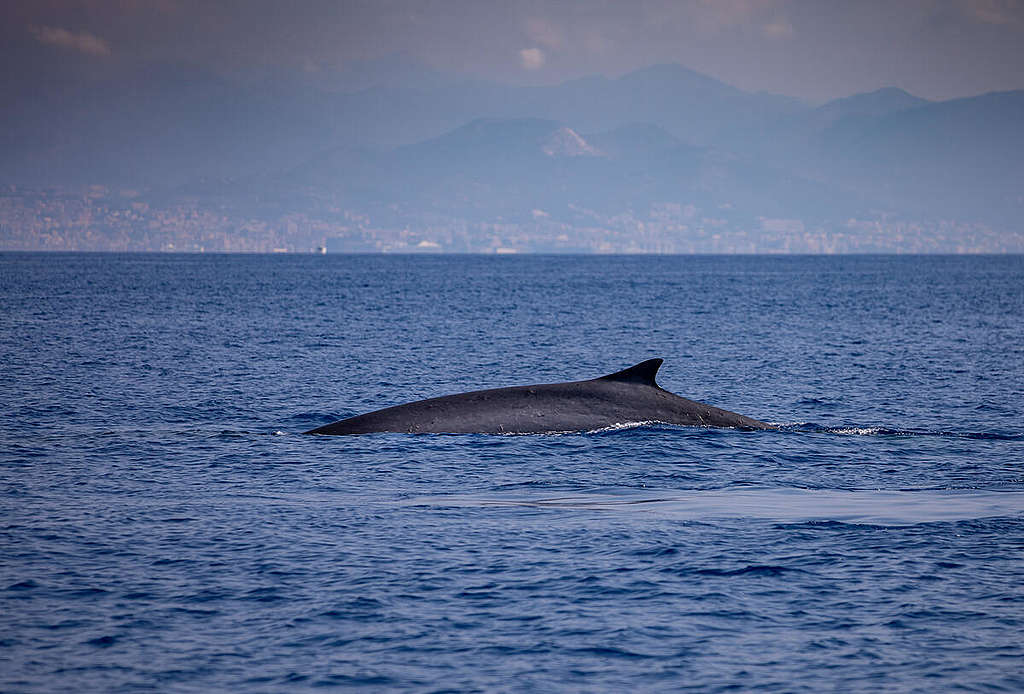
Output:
top-left (597, 358), bottom-right (663, 387)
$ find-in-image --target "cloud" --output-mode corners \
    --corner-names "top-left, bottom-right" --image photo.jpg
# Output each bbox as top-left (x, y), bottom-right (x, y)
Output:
top-left (762, 18), bottom-right (794, 39)
top-left (525, 17), bottom-right (563, 49)
top-left (31, 25), bottom-right (111, 56)
top-left (519, 47), bottom-right (545, 70)
top-left (692, 0), bottom-right (777, 32)
top-left (582, 28), bottom-right (612, 55)
top-left (959, 0), bottom-right (1021, 24)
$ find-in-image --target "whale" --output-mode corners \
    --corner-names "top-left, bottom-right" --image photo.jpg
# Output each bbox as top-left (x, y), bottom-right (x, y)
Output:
top-left (304, 358), bottom-right (772, 435)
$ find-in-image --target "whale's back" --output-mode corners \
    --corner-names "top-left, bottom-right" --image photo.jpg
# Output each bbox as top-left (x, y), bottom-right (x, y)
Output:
top-left (305, 359), bottom-right (771, 435)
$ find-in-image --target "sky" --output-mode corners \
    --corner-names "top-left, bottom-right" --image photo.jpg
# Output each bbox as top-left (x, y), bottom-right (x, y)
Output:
top-left (3, 0), bottom-right (1024, 101)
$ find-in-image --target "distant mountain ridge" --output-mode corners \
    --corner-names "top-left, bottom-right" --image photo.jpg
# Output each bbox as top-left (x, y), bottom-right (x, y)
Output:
top-left (1, 57), bottom-right (1022, 240)
top-left (0, 61), bottom-right (804, 186)
top-left (281, 116), bottom-right (861, 226)
top-left (816, 87), bottom-right (931, 125)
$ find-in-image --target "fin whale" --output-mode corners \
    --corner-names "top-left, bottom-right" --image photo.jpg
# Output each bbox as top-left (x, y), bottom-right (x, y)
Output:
top-left (304, 359), bottom-right (772, 435)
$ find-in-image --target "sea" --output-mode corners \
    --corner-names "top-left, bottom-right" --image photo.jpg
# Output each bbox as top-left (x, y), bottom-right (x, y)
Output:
top-left (2, 253), bottom-right (1022, 693)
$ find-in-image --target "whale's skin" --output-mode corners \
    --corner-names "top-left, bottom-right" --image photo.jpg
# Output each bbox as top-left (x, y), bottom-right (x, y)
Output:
top-left (304, 359), bottom-right (772, 435)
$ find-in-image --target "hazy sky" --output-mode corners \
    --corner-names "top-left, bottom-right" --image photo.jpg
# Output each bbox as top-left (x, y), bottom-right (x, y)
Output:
top-left (5, 0), bottom-right (1024, 101)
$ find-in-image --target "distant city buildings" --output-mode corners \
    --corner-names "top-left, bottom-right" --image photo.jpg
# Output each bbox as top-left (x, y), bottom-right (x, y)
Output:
top-left (1, 185), bottom-right (1020, 254)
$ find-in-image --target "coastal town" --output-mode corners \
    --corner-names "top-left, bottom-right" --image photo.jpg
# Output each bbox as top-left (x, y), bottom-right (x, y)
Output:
top-left (2, 185), bottom-right (1017, 254)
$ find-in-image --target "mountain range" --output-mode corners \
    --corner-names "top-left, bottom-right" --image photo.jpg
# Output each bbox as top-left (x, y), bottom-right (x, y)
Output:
top-left (3, 58), bottom-right (1022, 248)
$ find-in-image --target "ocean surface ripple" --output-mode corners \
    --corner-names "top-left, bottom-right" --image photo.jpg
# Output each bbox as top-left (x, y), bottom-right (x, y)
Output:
top-left (2, 253), bottom-right (1023, 692)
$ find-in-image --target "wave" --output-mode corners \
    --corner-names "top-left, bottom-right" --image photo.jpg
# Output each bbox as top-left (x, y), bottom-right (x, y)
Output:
top-left (584, 421), bottom-right (1021, 441)
top-left (784, 424), bottom-right (1023, 440)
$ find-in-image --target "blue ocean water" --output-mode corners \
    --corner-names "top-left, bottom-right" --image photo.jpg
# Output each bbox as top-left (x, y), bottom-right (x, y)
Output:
top-left (1, 253), bottom-right (1023, 692)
